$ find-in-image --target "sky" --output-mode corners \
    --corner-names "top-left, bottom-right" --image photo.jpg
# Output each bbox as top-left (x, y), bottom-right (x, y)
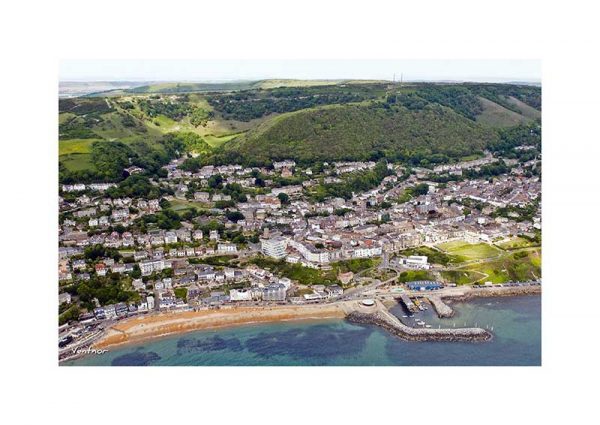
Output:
top-left (59, 59), bottom-right (541, 83)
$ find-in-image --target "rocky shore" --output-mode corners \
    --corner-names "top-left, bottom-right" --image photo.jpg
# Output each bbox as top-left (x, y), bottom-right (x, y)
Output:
top-left (424, 285), bottom-right (541, 318)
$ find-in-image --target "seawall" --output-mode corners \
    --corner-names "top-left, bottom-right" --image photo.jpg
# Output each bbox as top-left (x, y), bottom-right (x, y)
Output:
top-left (346, 308), bottom-right (492, 342)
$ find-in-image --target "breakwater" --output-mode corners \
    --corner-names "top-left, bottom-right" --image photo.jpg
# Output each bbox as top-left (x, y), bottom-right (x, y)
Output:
top-left (346, 308), bottom-right (492, 342)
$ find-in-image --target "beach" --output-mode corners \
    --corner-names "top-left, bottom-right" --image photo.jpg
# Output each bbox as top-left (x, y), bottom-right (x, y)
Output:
top-left (93, 303), bottom-right (347, 351)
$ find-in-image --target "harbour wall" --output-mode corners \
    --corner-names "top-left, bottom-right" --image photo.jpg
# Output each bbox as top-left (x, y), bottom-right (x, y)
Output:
top-left (346, 307), bottom-right (492, 342)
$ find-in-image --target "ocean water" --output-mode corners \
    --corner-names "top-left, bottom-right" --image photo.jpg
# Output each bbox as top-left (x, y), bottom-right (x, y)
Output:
top-left (63, 295), bottom-right (541, 366)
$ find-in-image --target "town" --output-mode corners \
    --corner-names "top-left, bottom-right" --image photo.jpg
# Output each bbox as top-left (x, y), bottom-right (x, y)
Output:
top-left (59, 134), bottom-right (541, 359)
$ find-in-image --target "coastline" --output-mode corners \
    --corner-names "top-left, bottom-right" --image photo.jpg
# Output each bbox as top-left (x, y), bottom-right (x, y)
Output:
top-left (90, 303), bottom-right (347, 352)
top-left (61, 286), bottom-right (541, 363)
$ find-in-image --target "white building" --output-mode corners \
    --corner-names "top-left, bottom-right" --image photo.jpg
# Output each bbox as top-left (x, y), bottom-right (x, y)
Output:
top-left (261, 237), bottom-right (288, 259)
top-left (229, 288), bottom-right (252, 301)
top-left (217, 243), bottom-right (238, 253)
top-left (401, 255), bottom-right (429, 269)
top-left (139, 259), bottom-right (165, 275)
top-left (352, 245), bottom-right (382, 258)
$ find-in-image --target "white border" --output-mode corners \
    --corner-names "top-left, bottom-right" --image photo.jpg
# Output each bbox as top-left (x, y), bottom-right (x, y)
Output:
top-left (2, 0), bottom-right (599, 423)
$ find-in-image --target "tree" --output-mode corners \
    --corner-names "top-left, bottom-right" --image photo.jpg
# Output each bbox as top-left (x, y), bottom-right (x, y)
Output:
top-left (131, 265), bottom-right (141, 279)
top-left (277, 192), bottom-right (290, 205)
top-left (208, 174), bottom-right (223, 189)
top-left (226, 210), bottom-right (245, 223)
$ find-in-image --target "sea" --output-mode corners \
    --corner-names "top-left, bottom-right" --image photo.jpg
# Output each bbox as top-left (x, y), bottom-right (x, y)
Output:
top-left (63, 295), bottom-right (541, 366)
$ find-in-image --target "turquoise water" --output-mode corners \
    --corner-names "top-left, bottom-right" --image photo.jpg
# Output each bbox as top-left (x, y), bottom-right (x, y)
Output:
top-left (64, 295), bottom-right (541, 366)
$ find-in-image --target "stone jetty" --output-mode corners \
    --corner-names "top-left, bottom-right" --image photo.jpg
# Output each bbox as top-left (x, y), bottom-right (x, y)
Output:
top-left (346, 302), bottom-right (492, 342)
top-left (427, 295), bottom-right (454, 318)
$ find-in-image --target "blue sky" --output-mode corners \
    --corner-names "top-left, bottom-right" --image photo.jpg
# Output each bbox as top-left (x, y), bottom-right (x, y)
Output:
top-left (60, 59), bottom-right (541, 83)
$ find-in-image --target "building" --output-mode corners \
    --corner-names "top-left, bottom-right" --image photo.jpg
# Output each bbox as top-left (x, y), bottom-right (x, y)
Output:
top-left (325, 285), bottom-right (344, 298)
top-left (406, 281), bottom-right (443, 291)
top-left (194, 192), bottom-right (210, 202)
top-left (262, 284), bottom-right (287, 302)
top-left (217, 243), bottom-right (238, 254)
top-left (401, 255), bottom-right (429, 269)
top-left (139, 259), bottom-right (165, 275)
top-left (229, 288), bottom-right (252, 301)
top-left (59, 292), bottom-right (72, 305)
top-left (261, 236), bottom-right (288, 259)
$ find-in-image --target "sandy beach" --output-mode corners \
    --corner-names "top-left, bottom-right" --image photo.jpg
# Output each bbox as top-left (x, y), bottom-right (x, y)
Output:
top-left (93, 303), bottom-right (348, 351)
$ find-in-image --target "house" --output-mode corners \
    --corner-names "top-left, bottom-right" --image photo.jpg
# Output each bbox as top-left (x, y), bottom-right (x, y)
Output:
top-left (115, 302), bottom-right (129, 317)
top-left (164, 231), bottom-right (178, 244)
top-left (132, 279), bottom-right (145, 290)
top-left (326, 285), bottom-right (344, 298)
top-left (59, 292), bottom-right (72, 305)
top-left (194, 192), bottom-right (210, 202)
top-left (95, 263), bottom-right (107, 276)
top-left (218, 243), bottom-right (237, 253)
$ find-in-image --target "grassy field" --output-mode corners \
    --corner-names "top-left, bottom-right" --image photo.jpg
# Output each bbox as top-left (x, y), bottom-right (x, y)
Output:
top-left (440, 270), bottom-right (487, 285)
top-left (59, 139), bottom-right (102, 156)
top-left (436, 241), bottom-right (502, 261)
top-left (169, 198), bottom-right (211, 212)
top-left (453, 247), bottom-right (541, 284)
top-left (60, 154), bottom-right (94, 171)
top-left (495, 236), bottom-right (540, 250)
top-left (204, 133), bottom-right (239, 148)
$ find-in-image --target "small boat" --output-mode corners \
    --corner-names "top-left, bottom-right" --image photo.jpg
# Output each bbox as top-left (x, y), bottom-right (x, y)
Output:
top-left (425, 325), bottom-right (432, 328)
top-left (402, 315), bottom-right (407, 318)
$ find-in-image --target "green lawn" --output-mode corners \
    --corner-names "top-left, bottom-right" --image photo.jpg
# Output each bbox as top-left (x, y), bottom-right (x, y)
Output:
top-left (436, 241), bottom-right (502, 261)
top-left (170, 198), bottom-right (212, 212)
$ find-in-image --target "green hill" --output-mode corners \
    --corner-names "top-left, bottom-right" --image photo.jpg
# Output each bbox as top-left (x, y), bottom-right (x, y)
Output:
top-left (58, 81), bottom-right (540, 173)
top-left (220, 102), bottom-right (498, 165)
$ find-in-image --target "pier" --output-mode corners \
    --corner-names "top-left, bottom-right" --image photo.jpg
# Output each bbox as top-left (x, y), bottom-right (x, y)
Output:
top-left (427, 295), bottom-right (454, 318)
top-left (398, 294), bottom-right (417, 313)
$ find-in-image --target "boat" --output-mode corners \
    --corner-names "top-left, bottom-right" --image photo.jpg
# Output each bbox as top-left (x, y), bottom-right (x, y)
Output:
top-left (425, 325), bottom-right (432, 328)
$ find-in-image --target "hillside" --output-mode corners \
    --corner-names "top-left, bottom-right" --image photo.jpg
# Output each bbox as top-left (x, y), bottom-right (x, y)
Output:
top-left (220, 102), bottom-right (498, 165)
top-left (58, 81), bottom-right (540, 175)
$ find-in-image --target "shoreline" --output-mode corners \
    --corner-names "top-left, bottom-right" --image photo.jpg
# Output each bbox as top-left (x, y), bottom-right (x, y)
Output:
top-left (62, 287), bottom-right (540, 363)
top-left (90, 304), bottom-right (347, 353)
